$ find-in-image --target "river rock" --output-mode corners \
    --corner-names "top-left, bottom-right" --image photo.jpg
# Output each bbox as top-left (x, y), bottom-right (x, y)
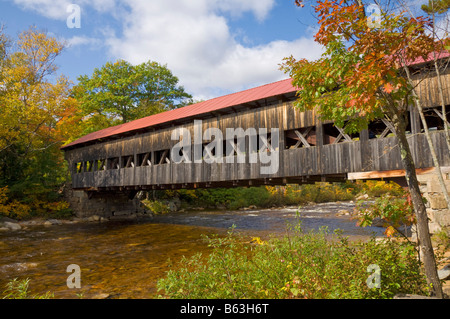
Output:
top-left (87, 215), bottom-right (101, 222)
top-left (336, 209), bottom-right (350, 216)
top-left (438, 264), bottom-right (450, 280)
top-left (3, 221), bottom-right (21, 230)
top-left (46, 219), bottom-right (62, 225)
top-left (356, 194), bottom-right (369, 200)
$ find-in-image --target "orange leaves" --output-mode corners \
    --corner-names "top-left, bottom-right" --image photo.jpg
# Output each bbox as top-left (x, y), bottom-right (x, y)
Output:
top-left (283, 0), bottom-right (441, 134)
top-left (383, 82), bottom-right (394, 93)
top-left (384, 226), bottom-right (396, 237)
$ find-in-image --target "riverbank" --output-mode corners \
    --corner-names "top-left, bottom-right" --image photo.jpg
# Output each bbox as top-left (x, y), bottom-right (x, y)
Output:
top-left (0, 212), bottom-right (153, 231)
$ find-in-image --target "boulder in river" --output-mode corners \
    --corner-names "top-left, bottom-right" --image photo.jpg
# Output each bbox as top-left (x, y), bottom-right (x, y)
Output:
top-left (438, 264), bottom-right (450, 280)
top-left (3, 221), bottom-right (21, 231)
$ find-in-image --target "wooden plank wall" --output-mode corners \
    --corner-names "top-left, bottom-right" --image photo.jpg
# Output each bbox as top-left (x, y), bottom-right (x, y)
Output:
top-left (412, 67), bottom-right (450, 108)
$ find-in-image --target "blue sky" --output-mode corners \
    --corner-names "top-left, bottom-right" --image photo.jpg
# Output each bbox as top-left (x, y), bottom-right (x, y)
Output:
top-left (0, 0), bottom-right (436, 100)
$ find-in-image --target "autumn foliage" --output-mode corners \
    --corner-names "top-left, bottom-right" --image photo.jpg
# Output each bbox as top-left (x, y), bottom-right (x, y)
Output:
top-left (282, 0), bottom-right (437, 130)
top-left (282, 0), bottom-right (445, 297)
top-left (0, 27), bottom-right (78, 219)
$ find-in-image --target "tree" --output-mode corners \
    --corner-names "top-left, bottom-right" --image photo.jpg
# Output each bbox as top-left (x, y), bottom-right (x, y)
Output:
top-left (282, 0), bottom-right (444, 297)
top-left (0, 26), bottom-right (76, 218)
top-left (394, 0), bottom-right (450, 215)
top-left (73, 59), bottom-right (192, 134)
top-left (421, 0), bottom-right (450, 14)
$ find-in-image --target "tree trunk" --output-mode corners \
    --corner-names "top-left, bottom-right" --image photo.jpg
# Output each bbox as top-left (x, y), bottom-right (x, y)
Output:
top-left (391, 113), bottom-right (444, 298)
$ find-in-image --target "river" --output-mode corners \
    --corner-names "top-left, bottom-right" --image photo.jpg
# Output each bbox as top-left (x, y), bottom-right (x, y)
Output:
top-left (0, 201), bottom-right (385, 299)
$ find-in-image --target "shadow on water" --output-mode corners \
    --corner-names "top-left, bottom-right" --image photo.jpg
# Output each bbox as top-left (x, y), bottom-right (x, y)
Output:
top-left (0, 201), bottom-right (385, 299)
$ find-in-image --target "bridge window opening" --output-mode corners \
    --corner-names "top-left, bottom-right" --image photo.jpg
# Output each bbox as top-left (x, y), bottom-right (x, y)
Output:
top-left (75, 162), bottom-right (83, 174)
top-left (95, 159), bottom-right (106, 171)
top-left (202, 142), bottom-right (217, 158)
top-left (107, 157), bottom-right (120, 170)
top-left (155, 149), bottom-right (170, 165)
top-left (322, 123), bottom-right (359, 144)
top-left (366, 116), bottom-right (412, 138)
top-left (121, 155), bottom-right (135, 168)
top-left (137, 153), bottom-right (152, 166)
top-left (224, 138), bottom-right (239, 157)
top-left (84, 160), bottom-right (94, 172)
top-left (367, 119), bottom-right (395, 138)
top-left (258, 132), bottom-right (276, 152)
top-left (421, 107), bottom-right (448, 132)
top-left (285, 127), bottom-right (316, 149)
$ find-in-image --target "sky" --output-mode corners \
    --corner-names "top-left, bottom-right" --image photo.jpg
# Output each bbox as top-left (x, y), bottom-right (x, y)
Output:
top-left (0, 0), bottom-right (439, 100)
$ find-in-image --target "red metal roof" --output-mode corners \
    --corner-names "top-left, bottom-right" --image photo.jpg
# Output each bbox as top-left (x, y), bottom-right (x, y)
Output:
top-left (407, 51), bottom-right (450, 66)
top-left (62, 78), bottom-right (297, 149)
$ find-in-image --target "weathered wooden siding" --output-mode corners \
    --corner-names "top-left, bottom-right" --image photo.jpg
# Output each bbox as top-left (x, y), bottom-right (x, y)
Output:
top-left (65, 102), bottom-right (316, 163)
top-left (69, 130), bottom-right (450, 190)
top-left (412, 67), bottom-right (450, 108)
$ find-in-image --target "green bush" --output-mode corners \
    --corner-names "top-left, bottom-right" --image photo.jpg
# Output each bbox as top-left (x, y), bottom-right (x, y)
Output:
top-left (355, 194), bottom-right (415, 237)
top-left (157, 224), bottom-right (429, 299)
top-left (141, 199), bottom-right (170, 214)
top-left (150, 180), bottom-right (404, 212)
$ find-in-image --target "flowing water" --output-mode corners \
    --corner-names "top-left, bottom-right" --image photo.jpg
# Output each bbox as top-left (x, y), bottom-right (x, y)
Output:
top-left (0, 201), bottom-right (385, 299)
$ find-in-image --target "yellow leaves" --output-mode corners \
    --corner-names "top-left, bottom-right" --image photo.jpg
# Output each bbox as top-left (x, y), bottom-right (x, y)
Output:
top-left (0, 27), bottom-right (75, 151)
top-left (17, 27), bottom-right (64, 69)
top-left (384, 226), bottom-right (396, 237)
top-left (250, 237), bottom-right (266, 245)
top-left (0, 186), bottom-right (32, 220)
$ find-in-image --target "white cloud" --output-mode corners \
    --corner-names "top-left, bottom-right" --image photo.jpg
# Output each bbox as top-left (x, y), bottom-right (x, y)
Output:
top-left (105, 0), bottom-right (323, 99)
top-left (65, 35), bottom-right (102, 47)
top-left (13, 0), bottom-right (73, 20)
top-left (12, 0), bottom-right (118, 20)
top-left (12, 0), bottom-right (324, 99)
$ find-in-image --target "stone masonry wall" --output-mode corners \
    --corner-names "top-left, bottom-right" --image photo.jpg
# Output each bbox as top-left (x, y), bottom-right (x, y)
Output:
top-left (417, 167), bottom-right (450, 233)
top-left (63, 184), bottom-right (145, 218)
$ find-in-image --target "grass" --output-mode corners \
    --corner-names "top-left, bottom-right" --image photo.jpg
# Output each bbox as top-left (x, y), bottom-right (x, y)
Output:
top-left (157, 222), bottom-right (430, 299)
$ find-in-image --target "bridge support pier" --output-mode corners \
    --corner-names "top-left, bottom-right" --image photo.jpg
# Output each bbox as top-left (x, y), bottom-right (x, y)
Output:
top-left (417, 167), bottom-right (450, 234)
top-left (64, 184), bottom-right (145, 218)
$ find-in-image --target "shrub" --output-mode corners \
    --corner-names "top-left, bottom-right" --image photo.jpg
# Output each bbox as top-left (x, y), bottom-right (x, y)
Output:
top-left (157, 224), bottom-right (429, 299)
top-left (0, 186), bottom-right (31, 220)
top-left (0, 186), bottom-right (72, 220)
top-left (359, 180), bottom-right (406, 197)
top-left (150, 180), bottom-right (404, 212)
top-left (141, 199), bottom-right (170, 214)
top-left (355, 194), bottom-right (415, 238)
